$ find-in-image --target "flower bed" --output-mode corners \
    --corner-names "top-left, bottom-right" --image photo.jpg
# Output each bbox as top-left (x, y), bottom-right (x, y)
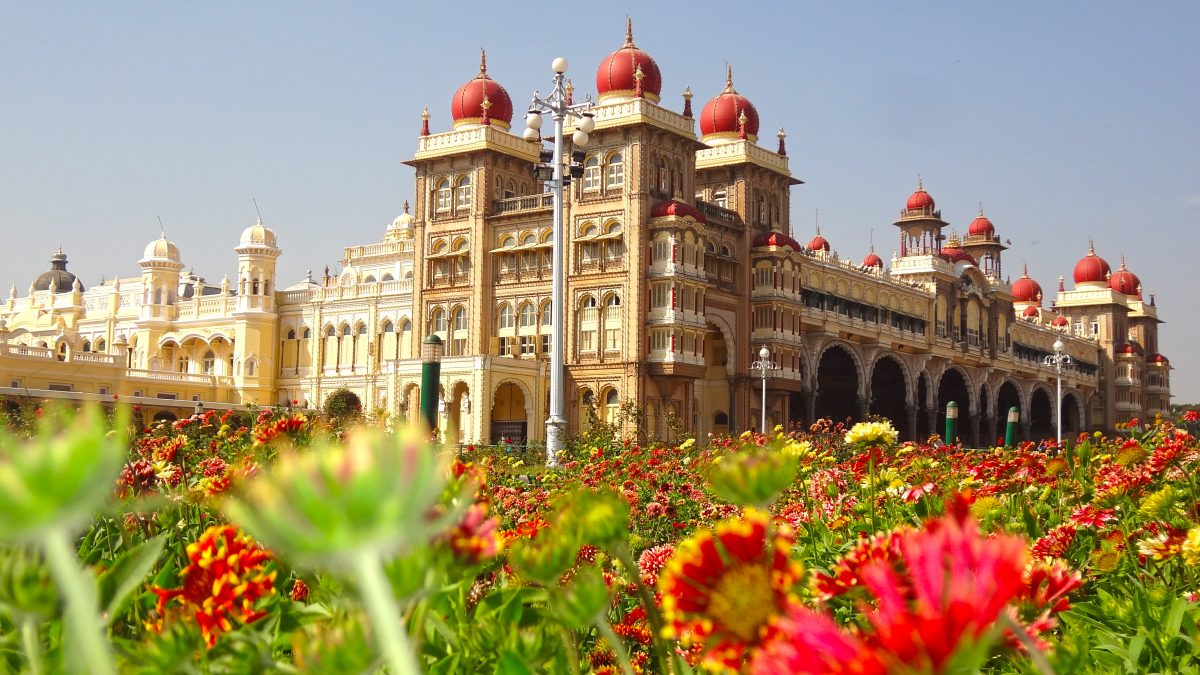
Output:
top-left (1, 402), bottom-right (1199, 673)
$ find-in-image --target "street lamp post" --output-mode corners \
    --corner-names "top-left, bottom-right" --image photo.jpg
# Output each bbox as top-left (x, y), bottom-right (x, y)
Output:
top-left (750, 345), bottom-right (778, 434)
top-left (1043, 337), bottom-right (1073, 447)
top-left (522, 57), bottom-right (594, 466)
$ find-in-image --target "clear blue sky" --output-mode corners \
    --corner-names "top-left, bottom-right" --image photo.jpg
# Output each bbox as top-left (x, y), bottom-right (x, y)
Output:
top-left (2, 1), bottom-right (1197, 401)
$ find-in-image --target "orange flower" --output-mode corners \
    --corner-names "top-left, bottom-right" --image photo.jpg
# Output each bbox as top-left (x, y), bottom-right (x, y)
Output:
top-left (658, 509), bottom-right (801, 671)
top-left (148, 525), bottom-right (277, 647)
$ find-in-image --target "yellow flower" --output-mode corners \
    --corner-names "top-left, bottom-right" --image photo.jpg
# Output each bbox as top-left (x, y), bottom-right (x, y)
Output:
top-left (678, 437), bottom-right (695, 450)
top-left (844, 421), bottom-right (899, 448)
top-left (780, 439), bottom-right (812, 459)
top-left (1183, 528), bottom-right (1200, 567)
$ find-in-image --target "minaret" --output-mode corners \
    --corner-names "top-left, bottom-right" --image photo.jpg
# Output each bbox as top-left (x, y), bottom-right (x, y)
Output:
top-left (138, 233), bottom-right (184, 323)
top-left (894, 178), bottom-right (948, 258)
top-left (232, 218), bottom-right (281, 405)
top-left (234, 218), bottom-right (281, 314)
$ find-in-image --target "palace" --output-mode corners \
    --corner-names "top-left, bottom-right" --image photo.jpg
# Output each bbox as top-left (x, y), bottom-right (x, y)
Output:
top-left (0, 22), bottom-right (1172, 445)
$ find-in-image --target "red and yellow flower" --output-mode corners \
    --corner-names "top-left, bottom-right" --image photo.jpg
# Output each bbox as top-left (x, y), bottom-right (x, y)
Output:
top-left (148, 525), bottom-right (277, 647)
top-left (658, 508), bottom-right (801, 671)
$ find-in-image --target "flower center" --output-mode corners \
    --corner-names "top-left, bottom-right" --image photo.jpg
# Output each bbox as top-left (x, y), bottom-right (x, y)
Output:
top-left (706, 563), bottom-right (776, 642)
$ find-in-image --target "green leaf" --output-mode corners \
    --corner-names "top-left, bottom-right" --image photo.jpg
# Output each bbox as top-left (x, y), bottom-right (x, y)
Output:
top-left (98, 533), bottom-right (166, 624)
top-left (495, 649), bottom-right (534, 675)
top-left (1021, 501), bottom-right (1041, 539)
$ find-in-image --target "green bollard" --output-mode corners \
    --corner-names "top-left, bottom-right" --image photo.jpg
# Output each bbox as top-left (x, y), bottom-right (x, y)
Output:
top-left (944, 401), bottom-right (958, 446)
top-left (1005, 406), bottom-right (1019, 447)
top-left (420, 334), bottom-right (444, 436)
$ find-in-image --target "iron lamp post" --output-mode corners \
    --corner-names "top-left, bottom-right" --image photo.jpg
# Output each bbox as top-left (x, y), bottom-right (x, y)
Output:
top-left (1043, 337), bottom-right (1072, 447)
top-left (750, 345), bottom-right (778, 434)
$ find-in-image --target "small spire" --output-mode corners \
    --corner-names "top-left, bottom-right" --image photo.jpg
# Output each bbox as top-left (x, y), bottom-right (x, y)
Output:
top-left (480, 93), bottom-right (491, 125)
top-left (565, 78), bottom-right (574, 105)
top-left (403, 200), bottom-right (410, 214)
top-left (682, 85), bottom-right (693, 118)
top-left (306, 269), bottom-right (314, 283)
top-left (420, 106), bottom-right (430, 136)
top-left (1088, 239), bottom-right (1095, 255)
top-left (1022, 262), bottom-right (1029, 277)
top-left (1119, 254), bottom-right (1127, 270)
top-left (777, 127), bottom-right (787, 156)
top-left (55, 244), bottom-right (63, 256)
top-left (1058, 275), bottom-right (1065, 292)
top-left (916, 175), bottom-right (923, 191)
top-left (479, 48), bottom-right (488, 76)
top-left (737, 110), bottom-right (748, 139)
top-left (978, 201), bottom-right (984, 216)
top-left (1150, 292), bottom-right (1156, 306)
top-left (725, 63), bottom-right (734, 92)
top-left (625, 16), bottom-right (634, 47)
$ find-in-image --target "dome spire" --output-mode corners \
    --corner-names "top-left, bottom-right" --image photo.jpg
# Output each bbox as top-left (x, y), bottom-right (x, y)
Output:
top-left (682, 85), bottom-right (693, 117)
top-left (1023, 262), bottom-right (1029, 277)
top-left (403, 200), bottom-right (410, 214)
top-left (479, 48), bottom-right (488, 77)
top-left (725, 63), bottom-right (734, 92)
top-left (420, 106), bottom-right (430, 136)
top-left (625, 15), bottom-right (634, 47)
top-left (777, 127), bottom-right (787, 156)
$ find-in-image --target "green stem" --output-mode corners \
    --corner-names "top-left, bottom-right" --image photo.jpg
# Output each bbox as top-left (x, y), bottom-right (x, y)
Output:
top-left (999, 610), bottom-right (1055, 675)
top-left (868, 450), bottom-right (878, 533)
top-left (558, 627), bottom-right (581, 675)
top-left (594, 618), bottom-right (635, 675)
top-left (21, 616), bottom-right (43, 675)
top-left (352, 550), bottom-right (421, 675)
top-left (615, 545), bottom-right (676, 672)
top-left (41, 528), bottom-right (115, 675)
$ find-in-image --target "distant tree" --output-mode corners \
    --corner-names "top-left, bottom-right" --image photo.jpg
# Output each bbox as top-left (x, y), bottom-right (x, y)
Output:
top-left (323, 388), bottom-right (363, 425)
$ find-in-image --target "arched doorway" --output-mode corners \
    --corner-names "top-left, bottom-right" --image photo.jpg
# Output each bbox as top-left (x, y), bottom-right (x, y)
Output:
top-left (978, 383), bottom-right (992, 446)
top-left (1062, 392), bottom-right (1081, 439)
top-left (491, 382), bottom-right (528, 444)
top-left (996, 380), bottom-right (1022, 443)
top-left (1030, 388), bottom-right (1053, 441)
top-left (696, 322), bottom-right (732, 437)
top-left (937, 368), bottom-right (972, 446)
top-left (446, 382), bottom-right (470, 446)
top-left (869, 356), bottom-right (909, 438)
top-left (815, 345), bottom-right (859, 424)
top-left (916, 373), bottom-right (931, 441)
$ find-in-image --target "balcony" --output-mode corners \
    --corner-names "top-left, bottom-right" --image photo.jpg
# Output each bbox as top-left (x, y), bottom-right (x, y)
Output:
top-left (493, 193), bottom-right (553, 215)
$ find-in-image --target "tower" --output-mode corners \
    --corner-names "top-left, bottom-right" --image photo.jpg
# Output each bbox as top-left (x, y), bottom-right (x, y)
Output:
top-left (894, 180), bottom-right (947, 257)
top-left (138, 235), bottom-right (184, 324)
top-left (232, 219), bottom-right (281, 404)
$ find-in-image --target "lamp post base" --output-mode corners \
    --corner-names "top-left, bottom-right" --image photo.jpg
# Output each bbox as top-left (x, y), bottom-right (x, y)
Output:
top-left (545, 415), bottom-right (566, 466)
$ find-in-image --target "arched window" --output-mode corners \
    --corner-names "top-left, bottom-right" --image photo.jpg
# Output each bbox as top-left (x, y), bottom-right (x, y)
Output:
top-left (713, 187), bottom-right (727, 209)
top-left (578, 295), bottom-right (598, 353)
top-left (325, 325), bottom-right (336, 338)
top-left (431, 308), bottom-right (447, 333)
top-left (246, 358), bottom-right (257, 376)
top-left (435, 178), bottom-right (452, 212)
top-left (400, 319), bottom-right (411, 333)
top-left (178, 355), bottom-right (190, 373)
top-left (95, 338), bottom-right (106, 352)
top-left (202, 350), bottom-right (216, 374)
top-left (341, 324), bottom-right (352, 337)
top-left (357, 323), bottom-right (368, 336)
top-left (450, 307), bottom-right (467, 355)
top-left (302, 327), bottom-right (311, 339)
top-left (605, 222), bottom-right (624, 259)
top-left (604, 389), bottom-right (620, 424)
top-left (286, 329), bottom-right (297, 340)
top-left (603, 294), bottom-right (621, 351)
top-left (540, 300), bottom-right (553, 327)
top-left (497, 304), bottom-right (514, 330)
top-left (363, 275), bottom-right (376, 284)
top-left (82, 340), bottom-right (91, 352)
top-left (381, 320), bottom-right (394, 333)
top-left (382, 273), bottom-right (394, 282)
top-left (456, 175), bottom-right (473, 209)
top-left (605, 153), bottom-right (624, 188)
top-left (583, 156), bottom-right (600, 191)
top-left (519, 302), bottom-right (536, 328)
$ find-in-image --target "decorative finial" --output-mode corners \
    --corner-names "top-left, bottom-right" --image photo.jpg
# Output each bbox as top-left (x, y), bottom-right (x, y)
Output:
top-left (777, 127), bottom-right (787, 156)
top-left (55, 244), bottom-right (63, 256)
top-left (157, 215), bottom-right (166, 238)
top-left (1119, 254), bottom-right (1127, 270)
top-left (634, 64), bottom-right (644, 98)
top-left (1023, 262), bottom-right (1029, 277)
top-left (917, 175), bottom-right (923, 191)
top-left (869, 228), bottom-right (875, 251)
top-left (565, 78), bottom-right (574, 105)
top-left (420, 106), bottom-right (430, 136)
top-left (737, 110), bottom-right (747, 139)
top-left (725, 63), bottom-right (734, 92)
top-left (1150, 292), bottom-right (1156, 306)
top-left (479, 48), bottom-right (488, 76)
top-left (403, 200), bottom-right (410, 214)
top-left (682, 85), bottom-right (693, 117)
top-left (978, 201), bottom-right (984, 216)
top-left (1058, 275), bottom-right (1065, 292)
top-left (625, 16), bottom-right (634, 46)
top-left (306, 269), bottom-right (313, 282)
top-left (1088, 239), bottom-right (1095, 255)
top-left (480, 93), bottom-right (491, 125)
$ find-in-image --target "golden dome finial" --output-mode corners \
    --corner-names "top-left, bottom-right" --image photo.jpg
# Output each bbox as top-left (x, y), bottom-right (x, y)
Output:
top-left (634, 64), bottom-right (644, 81)
top-left (725, 63), bottom-right (734, 92)
top-left (1088, 239), bottom-right (1095, 255)
top-left (421, 106), bottom-right (430, 120)
top-left (682, 85), bottom-right (692, 100)
top-left (1023, 261), bottom-right (1029, 277)
top-left (625, 16), bottom-right (634, 47)
top-left (479, 48), bottom-right (488, 76)
top-left (917, 174), bottom-right (924, 191)
top-left (1119, 254), bottom-right (1127, 270)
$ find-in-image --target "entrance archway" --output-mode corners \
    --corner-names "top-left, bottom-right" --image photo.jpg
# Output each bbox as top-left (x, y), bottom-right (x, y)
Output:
top-left (446, 382), bottom-right (470, 445)
top-left (1030, 388), bottom-right (1053, 440)
top-left (696, 322), bottom-right (732, 437)
top-left (869, 356), bottom-right (909, 438)
top-left (815, 345), bottom-right (860, 424)
top-left (1062, 392), bottom-right (1081, 439)
top-left (996, 381), bottom-right (1022, 443)
top-left (916, 373), bottom-right (931, 441)
top-left (491, 382), bottom-right (528, 444)
top-left (937, 368), bottom-right (972, 446)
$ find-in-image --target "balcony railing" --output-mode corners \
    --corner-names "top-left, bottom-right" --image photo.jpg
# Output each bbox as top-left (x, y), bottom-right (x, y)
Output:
top-left (493, 193), bottom-right (553, 215)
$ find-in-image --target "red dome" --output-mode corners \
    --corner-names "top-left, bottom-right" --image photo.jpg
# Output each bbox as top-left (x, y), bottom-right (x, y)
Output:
top-left (968, 212), bottom-right (995, 237)
top-left (1022, 305), bottom-right (1040, 318)
top-left (807, 232), bottom-right (830, 252)
top-left (939, 247), bottom-right (977, 265)
top-left (595, 19), bottom-right (662, 103)
top-left (1072, 243), bottom-right (1111, 285)
top-left (1109, 257), bottom-right (1141, 296)
top-left (862, 251), bottom-right (883, 268)
top-left (699, 66), bottom-right (760, 142)
top-left (906, 182), bottom-right (935, 211)
top-left (1116, 342), bottom-right (1144, 356)
top-left (450, 50), bottom-right (513, 130)
top-left (650, 199), bottom-right (706, 223)
top-left (1149, 353), bottom-right (1169, 366)
top-left (1011, 264), bottom-right (1042, 303)
top-left (1051, 315), bottom-right (1069, 327)
top-left (753, 230), bottom-right (802, 252)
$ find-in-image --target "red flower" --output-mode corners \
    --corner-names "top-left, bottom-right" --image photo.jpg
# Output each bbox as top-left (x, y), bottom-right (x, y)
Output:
top-left (637, 544), bottom-right (674, 588)
top-left (448, 503), bottom-right (503, 564)
top-left (1184, 410), bottom-right (1200, 423)
top-left (290, 579), bottom-right (310, 602)
top-left (1021, 559), bottom-right (1083, 614)
top-left (1069, 504), bottom-right (1116, 529)
top-left (1032, 524), bottom-right (1077, 560)
top-left (752, 604), bottom-right (885, 675)
top-left (659, 509), bottom-right (802, 671)
top-left (147, 526), bottom-right (277, 647)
